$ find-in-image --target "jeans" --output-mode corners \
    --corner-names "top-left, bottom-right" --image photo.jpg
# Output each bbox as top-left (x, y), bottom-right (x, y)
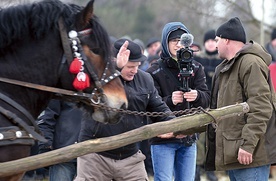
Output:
top-left (151, 143), bottom-right (196, 181)
top-left (227, 164), bottom-right (270, 181)
top-left (49, 162), bottom-right (77, 181)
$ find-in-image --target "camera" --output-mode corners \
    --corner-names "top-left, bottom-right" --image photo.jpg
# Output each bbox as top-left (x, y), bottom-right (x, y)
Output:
top-left (176, 33), bottom-right (195, 94)
top-left (176, 47), bottom-right (194, 78)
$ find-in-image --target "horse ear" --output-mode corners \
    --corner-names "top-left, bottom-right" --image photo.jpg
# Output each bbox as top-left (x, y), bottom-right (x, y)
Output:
top-left (76, 0), bottom-right (94, 29)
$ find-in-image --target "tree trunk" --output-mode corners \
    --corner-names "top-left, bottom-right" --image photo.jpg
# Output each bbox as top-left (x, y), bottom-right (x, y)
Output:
top-left (0, 102), bottom-right (249, 177)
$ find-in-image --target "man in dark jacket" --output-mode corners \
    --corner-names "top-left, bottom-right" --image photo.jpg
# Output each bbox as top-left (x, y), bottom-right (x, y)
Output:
top-left (74, 39), bottom-right (175, 181)
top-left (206, 17), bottom-right (276, 181)
top-left (146, 22), bottom-right (210, 181)
top-left (38, 99), bottom-right (82, 181)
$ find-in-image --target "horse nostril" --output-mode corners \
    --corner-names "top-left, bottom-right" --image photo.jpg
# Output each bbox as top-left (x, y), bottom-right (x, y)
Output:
top-left (121, 103), bottom-right (127, 110)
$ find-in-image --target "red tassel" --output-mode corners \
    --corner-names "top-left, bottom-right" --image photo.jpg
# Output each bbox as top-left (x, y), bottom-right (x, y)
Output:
top-left (69, 58), bottom-right (82, 74)
top-left (73, 72), bottom-right (90, 90)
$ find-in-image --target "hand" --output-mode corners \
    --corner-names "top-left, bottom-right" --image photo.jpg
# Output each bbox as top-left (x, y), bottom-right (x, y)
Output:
top-left (116, 40), bottom-right (130, 69)
top-left (157, 132), bottom-right (175, 138)
top-left (172, 91), bottom-right (184, 105)
top-left (175, 134), bottom-right (187, 139)
top-left (183, 89), bottom-right (198, 102)
top-left (237, 148), bottom-right (253, 165)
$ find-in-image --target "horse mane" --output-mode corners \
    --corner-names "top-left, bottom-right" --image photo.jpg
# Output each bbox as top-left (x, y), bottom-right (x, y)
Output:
top-left (0, 0), bottom-right (111, 62)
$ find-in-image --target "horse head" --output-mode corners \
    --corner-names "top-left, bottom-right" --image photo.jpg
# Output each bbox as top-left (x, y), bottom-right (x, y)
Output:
top-left (57, 0), bottom-right (128, 124)
top-left (0, 0), bottom-right (128, 127)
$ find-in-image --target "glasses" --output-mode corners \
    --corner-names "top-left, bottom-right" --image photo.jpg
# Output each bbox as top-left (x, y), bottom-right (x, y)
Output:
top-left (169, 39), bottom-right (181, 45)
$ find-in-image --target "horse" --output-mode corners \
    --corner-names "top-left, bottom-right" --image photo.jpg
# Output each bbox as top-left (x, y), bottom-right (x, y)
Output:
top-left (0, 0), bottom-right (127, 180)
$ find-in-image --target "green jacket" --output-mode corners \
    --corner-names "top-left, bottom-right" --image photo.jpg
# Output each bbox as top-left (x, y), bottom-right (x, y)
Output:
top-left (206, 41), bottom-right (276, 171)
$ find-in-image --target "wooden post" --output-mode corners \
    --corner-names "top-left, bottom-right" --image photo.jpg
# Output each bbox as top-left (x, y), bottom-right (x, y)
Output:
top-left (0, 102), bottom-right (249, 177)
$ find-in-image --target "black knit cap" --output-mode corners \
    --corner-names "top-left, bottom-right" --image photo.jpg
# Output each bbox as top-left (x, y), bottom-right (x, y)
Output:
top-left (204, 29), bottom-right (216, 43)
top-left (168, 29), bottom-right (186, 40)
top-left (216, 17), bottom-right (246, 43)
top-left (271, 28), bottom-right (276, 40)
top-left (114, 38), bottom-right (147, 62)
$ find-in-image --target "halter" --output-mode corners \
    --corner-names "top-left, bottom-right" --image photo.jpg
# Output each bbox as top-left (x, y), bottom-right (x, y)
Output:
top-left (59, 18), bottom-right (121, 104)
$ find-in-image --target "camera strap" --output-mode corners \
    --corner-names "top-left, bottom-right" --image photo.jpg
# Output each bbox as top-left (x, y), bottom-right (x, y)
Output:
top-left (157, 59), bottom-right (181, 87)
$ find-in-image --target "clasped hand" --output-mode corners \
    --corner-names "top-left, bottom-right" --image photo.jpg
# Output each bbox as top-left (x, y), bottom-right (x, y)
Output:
top-left (158, 132), bottom-right (187, 139)
top-left (172, 90), bottom-right (198, 105)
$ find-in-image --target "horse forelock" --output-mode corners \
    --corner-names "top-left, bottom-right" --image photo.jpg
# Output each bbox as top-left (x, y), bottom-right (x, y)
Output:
top-left (0, 0), bottom-right (81, 53)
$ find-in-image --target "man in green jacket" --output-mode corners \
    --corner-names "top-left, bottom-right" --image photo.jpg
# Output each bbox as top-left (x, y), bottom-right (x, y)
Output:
top-left (206, 17), bottom-right (276, 181)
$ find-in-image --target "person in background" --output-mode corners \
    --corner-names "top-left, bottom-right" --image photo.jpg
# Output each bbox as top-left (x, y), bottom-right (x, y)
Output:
top-left (190, 42), bottom-right (201, 56)
top-left (265, 28), bottom-right (276, 62)
top-left (145, 37), bottom-right (161, 57)
top-left (146, 22), bottom-right (210, 181)
top-left (194, 29), bottom-right (223, 181)
top-left (206, 17), bottom-right (276, 181)
top-left (194, 29), bottom-right (223, 90)
top-left (140, 37), bottom-right (161, 71)
top-left (265, 27), bottom-right (276, 179)
top-left (133, 38), bottom-right (145, 54)
top-left (266, 29), bottom-right (276, 90)
top-left (38, 99), bottom-right (82, 181)
top-left (147, 54), bottom-right (160, 67)
top-left (74, 39), bottom-right (175, 181)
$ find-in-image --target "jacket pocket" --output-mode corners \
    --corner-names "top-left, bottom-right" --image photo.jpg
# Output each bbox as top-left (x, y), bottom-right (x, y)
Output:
top-left (222, 132), bottom-right (243, 165)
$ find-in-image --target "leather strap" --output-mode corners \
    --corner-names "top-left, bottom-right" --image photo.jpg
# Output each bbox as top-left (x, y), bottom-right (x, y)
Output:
top-left (0, 104), bottom-right (46, 142)
top-left (0, 77), bottom-right (93, 101)
top-left (58, 18), bottom-right (73, 65)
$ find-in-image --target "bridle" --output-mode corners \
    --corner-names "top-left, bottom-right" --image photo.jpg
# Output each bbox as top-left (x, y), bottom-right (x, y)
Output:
top-left (0, 18), bottom-right (120, 145)
top-left (58, 18), bottom-right (121, 104)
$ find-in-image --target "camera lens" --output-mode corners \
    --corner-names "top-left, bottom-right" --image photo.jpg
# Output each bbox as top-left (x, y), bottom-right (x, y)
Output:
top-left (182, 51), bottom-right (192, 60)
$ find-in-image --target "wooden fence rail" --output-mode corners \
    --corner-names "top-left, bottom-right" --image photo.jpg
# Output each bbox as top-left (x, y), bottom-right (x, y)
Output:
top-left (0, 102), bottom-right (249, 177)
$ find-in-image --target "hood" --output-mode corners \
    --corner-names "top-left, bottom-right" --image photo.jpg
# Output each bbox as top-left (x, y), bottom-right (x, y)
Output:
top-left (160, 22), bottom-right (190, 59)
top-left (238, 40), bottom-right (272, 66)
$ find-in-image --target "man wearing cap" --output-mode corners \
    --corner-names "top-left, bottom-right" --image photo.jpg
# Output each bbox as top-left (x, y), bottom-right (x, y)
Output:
top-left (206, 17), bottom-right (276, 181)
top-left (74, 39), bottom-right (175, 181)
top-left (146, 22), bottom-right (210, 181)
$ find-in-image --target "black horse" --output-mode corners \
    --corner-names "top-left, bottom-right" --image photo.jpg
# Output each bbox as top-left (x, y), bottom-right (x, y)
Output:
top-left (0, 0), bottom-right (127, 180)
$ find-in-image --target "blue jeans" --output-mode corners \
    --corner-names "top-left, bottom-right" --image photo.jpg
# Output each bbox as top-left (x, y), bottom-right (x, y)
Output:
top-left (49, 162), bottom-right (77, 181)
top-left (227, 164), bottom-right (270, 181)
top-left (151, 143), bottom-right (196, 181)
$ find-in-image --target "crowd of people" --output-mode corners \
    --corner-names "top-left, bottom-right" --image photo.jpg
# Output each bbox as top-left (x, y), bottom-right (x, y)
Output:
top-left (23, 17), bottom-right (276, 181)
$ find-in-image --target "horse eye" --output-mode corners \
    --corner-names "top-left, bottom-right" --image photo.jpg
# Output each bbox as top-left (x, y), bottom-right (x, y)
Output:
top-left (90, 48), bottom-right (101, 54)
